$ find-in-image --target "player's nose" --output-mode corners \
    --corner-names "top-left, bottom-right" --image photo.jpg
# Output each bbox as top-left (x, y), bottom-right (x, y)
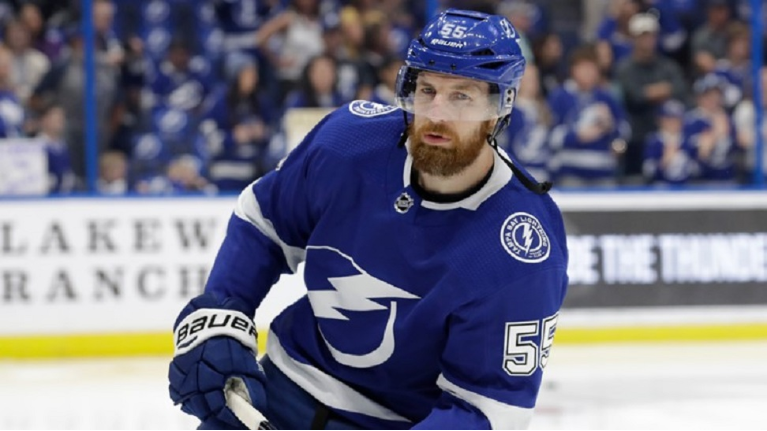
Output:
top-left (422, 94), bottom-right (454, 122)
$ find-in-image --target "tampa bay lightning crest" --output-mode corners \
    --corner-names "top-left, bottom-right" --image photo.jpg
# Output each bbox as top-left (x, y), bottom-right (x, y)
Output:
top-left (500, 212), bottom-right (550, 263)
top-left (348, 100), bottom-right (398, 118)
top-left (304, 245), bottom-right (419, 368)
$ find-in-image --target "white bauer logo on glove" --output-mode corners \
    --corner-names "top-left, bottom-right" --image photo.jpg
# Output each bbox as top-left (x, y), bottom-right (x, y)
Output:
top-left (173, 309), bottom-right (258, 356)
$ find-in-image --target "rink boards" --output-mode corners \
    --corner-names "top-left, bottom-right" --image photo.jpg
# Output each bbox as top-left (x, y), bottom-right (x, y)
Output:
top-left (1, 191), bottom-right (766, 358)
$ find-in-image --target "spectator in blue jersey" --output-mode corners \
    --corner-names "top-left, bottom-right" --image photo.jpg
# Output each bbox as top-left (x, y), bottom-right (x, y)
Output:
top-left (691, 0), bottom-right (734, 76)
top-left (687, 73), bottom-right (739, 184)
top-left (548, 45), bottom-right (630, 187)
top-left (616, 12), bottom-right (688, 182)
top-left (643, 99), bottom-right (699, 185)
top-left (283, 53), bottom-right (343, 110)
top-left (201, 53), bottom-right (277, 191)
top-left (36, 103), bottom-right (76, 194)
top-left (168, 9), bottom-right (568, 431)
top-left (148, 38), bottom-right (210, 114)
top-left (713, 22), bottom-right (750, 111)
top-left (369, 56), bottom-right (403, 106)
top-left (0, 48), bottom-right (26, 139)
top-left (501, 63), bottom-right (552, 182)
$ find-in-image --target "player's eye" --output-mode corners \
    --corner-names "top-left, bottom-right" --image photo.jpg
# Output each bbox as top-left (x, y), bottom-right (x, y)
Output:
top-left (419, 86), bottom-right (435, 95)
top-left (451, 92), bottom-right (472, 102)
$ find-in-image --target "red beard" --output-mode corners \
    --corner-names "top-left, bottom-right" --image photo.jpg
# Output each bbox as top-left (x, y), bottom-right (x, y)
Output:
top-left (408, 120), bottom-right (494, 177)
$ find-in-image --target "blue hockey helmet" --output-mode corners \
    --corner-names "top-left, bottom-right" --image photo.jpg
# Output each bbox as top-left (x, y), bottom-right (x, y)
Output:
top-left (395, 9), bottom-right (527, 122)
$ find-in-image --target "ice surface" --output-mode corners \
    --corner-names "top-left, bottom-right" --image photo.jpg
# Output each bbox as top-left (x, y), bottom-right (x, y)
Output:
top-left (2, 341), bottom-right (766, 429)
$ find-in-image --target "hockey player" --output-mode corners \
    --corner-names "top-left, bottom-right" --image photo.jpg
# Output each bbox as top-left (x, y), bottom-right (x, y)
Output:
top-left (169, 9), bottom-right (569, 430)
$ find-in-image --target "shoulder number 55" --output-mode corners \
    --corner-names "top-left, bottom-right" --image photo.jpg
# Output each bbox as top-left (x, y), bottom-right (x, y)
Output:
top-left (503, 314), bottom-right (558, 376)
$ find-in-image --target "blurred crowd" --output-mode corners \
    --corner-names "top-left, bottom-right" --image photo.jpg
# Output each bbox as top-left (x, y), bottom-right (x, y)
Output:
top-left (0, 0), bottom-right (764, 195)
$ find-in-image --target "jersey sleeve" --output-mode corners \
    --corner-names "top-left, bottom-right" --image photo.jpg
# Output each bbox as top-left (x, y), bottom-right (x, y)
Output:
top-left (203, 111), bottom-right (339, 311)
top-left (413, 266), bottom-right (568, 430)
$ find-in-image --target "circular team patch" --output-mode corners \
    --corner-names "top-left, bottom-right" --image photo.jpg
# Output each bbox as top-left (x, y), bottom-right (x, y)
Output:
top-left (348, 100), bottom-right (398, 117)
top-left (500, 212), bottom-right (550, 263)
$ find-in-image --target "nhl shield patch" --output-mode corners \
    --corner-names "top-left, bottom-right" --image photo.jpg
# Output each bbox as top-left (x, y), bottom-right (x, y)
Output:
top-left (500, 212), bottom-right (550, 263)
top-left (348, 100), bottom-right (398, 117)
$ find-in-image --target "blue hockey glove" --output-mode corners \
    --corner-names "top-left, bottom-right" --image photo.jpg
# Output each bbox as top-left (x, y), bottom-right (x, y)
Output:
top-left (168, 293), bottom-right (268, 429)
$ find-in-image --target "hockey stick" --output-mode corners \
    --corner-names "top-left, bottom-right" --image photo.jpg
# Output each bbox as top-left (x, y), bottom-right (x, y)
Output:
top-left (225, 387), bottom-right (275, 430)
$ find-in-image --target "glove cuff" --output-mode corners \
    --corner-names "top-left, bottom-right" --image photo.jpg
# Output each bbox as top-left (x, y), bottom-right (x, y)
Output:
top-left (173, 308), bottom-right (258, 356)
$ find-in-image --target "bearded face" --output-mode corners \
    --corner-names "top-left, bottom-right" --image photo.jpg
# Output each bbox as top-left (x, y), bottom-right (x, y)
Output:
top-left (408, 118), bottom-right (495, 177)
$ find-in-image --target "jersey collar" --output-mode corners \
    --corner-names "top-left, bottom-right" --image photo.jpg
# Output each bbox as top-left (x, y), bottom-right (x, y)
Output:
top-left (402, 140), bottom-right (513, 211)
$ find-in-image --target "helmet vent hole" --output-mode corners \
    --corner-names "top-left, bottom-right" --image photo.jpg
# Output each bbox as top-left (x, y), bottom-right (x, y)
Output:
top-left (478, 61), bottom-right (506, 70)
top-left (472, 48), bottom-right (495, 57)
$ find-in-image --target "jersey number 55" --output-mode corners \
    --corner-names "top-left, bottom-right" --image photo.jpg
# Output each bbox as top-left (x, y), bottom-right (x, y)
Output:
top-left (503, 314), bottom-right (558, 376)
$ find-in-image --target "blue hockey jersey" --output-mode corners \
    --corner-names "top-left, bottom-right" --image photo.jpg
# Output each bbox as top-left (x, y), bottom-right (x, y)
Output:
top-left (642, 130), bottom-right (699, 185)
top-left (684, 108), bottom-right (738, 182)
top-left (0, 90), bottom-right (25, 138)
top-left (500, 99), bottom-right (552, 182)
top-left (547, 80), bottom-right (630, 182)
top-left (205, 101), bottom-right (569, 429)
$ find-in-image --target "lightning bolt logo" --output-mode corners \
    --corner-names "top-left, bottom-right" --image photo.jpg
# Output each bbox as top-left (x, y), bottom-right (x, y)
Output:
top-left (521, 223), bottom-right (535, 254)
top-left (308, 273), bottom-right (419, 320)
top-left (305, 245), bottom-right (420, 368)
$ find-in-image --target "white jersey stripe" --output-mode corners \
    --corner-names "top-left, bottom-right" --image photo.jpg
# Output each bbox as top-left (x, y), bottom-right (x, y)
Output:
top-left (436, 374), bottom-right (534, 430)
top-left (233, 182), bottom-right (306, 272)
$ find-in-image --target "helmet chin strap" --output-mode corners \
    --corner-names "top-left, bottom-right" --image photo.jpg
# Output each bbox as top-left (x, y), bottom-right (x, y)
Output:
top-left (489, 114), bottom-right (511, 145)
top-left (486, 114), bottom-right (553, 195)
top-left (397, 110), bottom-right (410, 148)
